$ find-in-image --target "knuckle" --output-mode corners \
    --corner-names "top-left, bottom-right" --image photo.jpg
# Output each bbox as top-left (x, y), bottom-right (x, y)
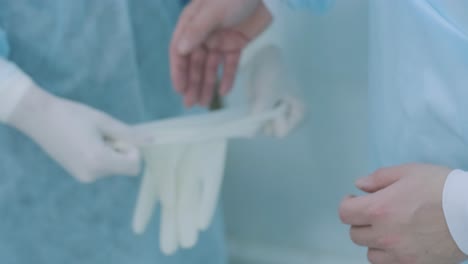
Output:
top-left (397, 254), bottom-right (418, 264)
top-left (190, 73), bottom-right (202, 84)
top-left (188, 23), bottom-right (204, 37)
top-left (368, 204), bottom-right (388, 221)
top-left (372, 167), bottom-right (389, 182)
top-left (376, 235), bottom-right (400, 249)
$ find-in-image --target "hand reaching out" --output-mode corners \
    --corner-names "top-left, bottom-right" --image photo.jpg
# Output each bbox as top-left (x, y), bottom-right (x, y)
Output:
top-left (170, 0), bottom-right (272, 107)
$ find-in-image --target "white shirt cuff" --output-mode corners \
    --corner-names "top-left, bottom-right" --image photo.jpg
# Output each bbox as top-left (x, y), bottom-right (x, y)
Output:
top-left (443, 169), bottom-right (468, 255)
top-left (0, 58), bottom-right (33, 123)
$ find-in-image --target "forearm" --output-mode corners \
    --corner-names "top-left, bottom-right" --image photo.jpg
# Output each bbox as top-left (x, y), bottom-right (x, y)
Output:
top-left (236, 1), bottom-right (273, 40)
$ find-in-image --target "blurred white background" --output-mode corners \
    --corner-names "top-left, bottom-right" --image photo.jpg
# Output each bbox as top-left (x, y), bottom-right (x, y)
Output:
top-left (222, 1), bottom-right (370, 263)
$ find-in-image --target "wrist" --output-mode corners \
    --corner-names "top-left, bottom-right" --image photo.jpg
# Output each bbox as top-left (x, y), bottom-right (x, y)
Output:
top-left (7, 82), bottom-right (58, 136)
top-left (237, 1), bottom-right (273, 40)
top-left (0, 59), bottom-right (34, 123)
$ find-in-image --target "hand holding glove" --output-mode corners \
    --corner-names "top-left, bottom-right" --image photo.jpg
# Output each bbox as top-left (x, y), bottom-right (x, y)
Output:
top-left (1, 61), bottom-right (140, 183)
top-left (131, 45), bottom-right (305, 255)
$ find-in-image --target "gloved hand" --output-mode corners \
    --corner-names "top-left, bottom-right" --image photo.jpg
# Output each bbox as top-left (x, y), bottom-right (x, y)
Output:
top-left (131, 45), bottom-right (305, 255)
top-left (4, 72), bottom-right (140, 183)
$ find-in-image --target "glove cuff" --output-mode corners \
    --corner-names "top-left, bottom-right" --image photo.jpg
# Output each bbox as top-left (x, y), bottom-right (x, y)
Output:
top-left (0, 59), bottom-right (34, 123)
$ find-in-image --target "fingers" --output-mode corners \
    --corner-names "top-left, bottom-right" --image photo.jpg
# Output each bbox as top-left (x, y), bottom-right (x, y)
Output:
top-left (99, 144), bottom-right (141, 177)
top-left (170, 46), bottom-right (190, 95)
top-left (176, 145), bottom-right (201, 249)
top-left (172, 0), bottom-right (202, 47)
top-left (339, 195), bottom-right (374, 226)
top-left (158, 145), bottom-right (184, 255)
top-left (93, 110), bottom-right (151, 147)
top-left (356, 166), bottom-right (408, 193)
top-left (132, 157), bottom-right (160, 234)
top-left (201, 51), bottom-right (221, 106)
top-left (198, 140), bottom-right (227, 230)
top-left (350, 226), bottom-right (379, 248)
top-left (160, 203), bottom-right (179, 255)
top-left (220, 52), bottom-right (240, 95)
top-left (184, 48), bottom-right (207, 107)
top-left (206, 31), bottom-right (245, 96)
top-left (170, 1), bottom-right (201, 94)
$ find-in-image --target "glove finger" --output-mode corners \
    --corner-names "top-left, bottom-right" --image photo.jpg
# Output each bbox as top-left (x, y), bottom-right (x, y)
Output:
top-left (132, 150), bottom-right (161, 234)
top-left (160, 145), bottom-right (185, 210)
top-left (247, 46), bottom-right (283, 113)
top-left (97, 143), bottom-right (141, 177)
top-left (157, 144), bottom-right (184, 254)
top-left (93, 110), bottom-right (149, 147)
top-left (176, 144), bottom-right (201, 249)
top-left (198, 140), bottom-right (227, 230)
top-left (160, 204), bottom-right (179, 255)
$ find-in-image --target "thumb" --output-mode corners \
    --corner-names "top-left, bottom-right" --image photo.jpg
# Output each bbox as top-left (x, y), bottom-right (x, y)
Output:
top-left (94, 111), bottom-right (149, 146)
top-left (356, 166), bottom-right (406, 193)
top-left (93, 113), bottom-right (143, 176)
top-left (176, 3), bottom-right (223, 54)
top-left (99, 145), bottom-right (141, 177)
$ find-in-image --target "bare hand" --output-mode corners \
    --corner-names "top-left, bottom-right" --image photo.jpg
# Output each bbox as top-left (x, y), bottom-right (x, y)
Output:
top-left (339, 164), bottom-right (467, 264)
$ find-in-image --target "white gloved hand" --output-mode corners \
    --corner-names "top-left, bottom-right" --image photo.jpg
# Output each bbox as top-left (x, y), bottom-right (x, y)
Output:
top-left (131, 45), bottom-right (305, 255)
top-left (4, 73), bottom-right (140, 183)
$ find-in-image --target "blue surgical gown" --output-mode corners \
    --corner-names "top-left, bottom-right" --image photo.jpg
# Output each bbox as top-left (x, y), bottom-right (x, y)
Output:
top-left (288, 0), bottom-right (468, 170)
top-left (0, 1), bottom-right (226, 263)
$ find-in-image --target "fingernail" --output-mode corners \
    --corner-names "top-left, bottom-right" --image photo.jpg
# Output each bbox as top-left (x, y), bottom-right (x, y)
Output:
top-left (178, 39), bottom-right (190, 54)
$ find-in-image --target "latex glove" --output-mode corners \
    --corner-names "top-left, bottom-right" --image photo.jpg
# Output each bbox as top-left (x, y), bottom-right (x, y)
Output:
top-left (339, 164), bottom-right (467, 264)
top-left (133, 141), bottom-right (227, 255)
top-left (245, 45), bottom-right (305, 137)
top-left (170, 0), bottom-right (272, 107)
top-left (6, 80), bottom-right (140, 183)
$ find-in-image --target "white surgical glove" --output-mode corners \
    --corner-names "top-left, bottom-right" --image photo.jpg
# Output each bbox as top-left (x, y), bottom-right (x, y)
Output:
top-left (131, 44), bottom-right (305, 255)
top-left (246, 45), bottom-right (305, 137)
top-left (1, 60), bottom-right (140, 183)
top-left (133, 141), bottom-right (227, 255)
